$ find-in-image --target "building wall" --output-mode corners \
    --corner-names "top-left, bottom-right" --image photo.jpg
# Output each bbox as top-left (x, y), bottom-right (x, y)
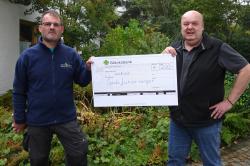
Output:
top-left (0, 0), bottom-right (37, 94)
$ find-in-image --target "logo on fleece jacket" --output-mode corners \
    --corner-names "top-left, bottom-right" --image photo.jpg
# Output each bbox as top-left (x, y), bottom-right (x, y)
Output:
top-left (60, 62), bottom-right (72, 68)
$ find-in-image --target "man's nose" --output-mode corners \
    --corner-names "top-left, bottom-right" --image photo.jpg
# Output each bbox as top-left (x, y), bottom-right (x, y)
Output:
top-left (187, 24), bottom-right (193, 29)
top-left (50, 24), bottom-right (56, 28)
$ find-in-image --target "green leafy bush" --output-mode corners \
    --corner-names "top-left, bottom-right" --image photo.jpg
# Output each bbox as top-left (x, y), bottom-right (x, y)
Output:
top-left (0, 90), bottom-right (13, 109)
top-left (221, 72), bottom-right (250, 145)
top-left (98, 19), bottom-right (169, 56)
top-left (79, 107), bottom-right (170, 165)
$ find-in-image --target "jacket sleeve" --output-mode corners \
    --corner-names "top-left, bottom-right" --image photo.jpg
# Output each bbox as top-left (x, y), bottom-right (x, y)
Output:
top-left (12, 54), bottom-right (28, 124)
top-left (73, 53), bottom-right (91, 87)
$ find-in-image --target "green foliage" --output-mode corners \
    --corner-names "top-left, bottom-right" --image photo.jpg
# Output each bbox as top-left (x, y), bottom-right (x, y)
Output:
top-left (222, 111), bottom-right (250, 145)
top-left (230, 32), bottom-right (250, 61)
top-left (83, 107), bottom-right (170, 165)
top-left (117, 0), bottom-right (182, 40)
top-left (224, 73), bottom-right (250, 110)
top-left (238, 5), bottom-right (250, 31)
top-left (221, 126), bottom-right (234, 145)
top-left (62, 0), bottom-right (118, 51)
top-left (190, 142), bottom-right (200, 161)
top-left (0, 90), bottom-right (13, 109)
top-left (0, 106), bottom-right (29, 166)
top-left (99, 19), bottom-right (169, 56)
top-left (50, 137), bottom-right (65, 165)
top-left (222, 73), bottom-right (250, 145)
top-left (0, 158), bottom-right (7, 166)
top-left (73, 84), bottom-right (93, 107)
top-left (0, 108), bottom-right (12, 133)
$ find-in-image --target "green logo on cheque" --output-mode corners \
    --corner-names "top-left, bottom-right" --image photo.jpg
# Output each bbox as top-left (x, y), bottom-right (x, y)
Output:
top-left (103, 60), bottom-right (109, 65)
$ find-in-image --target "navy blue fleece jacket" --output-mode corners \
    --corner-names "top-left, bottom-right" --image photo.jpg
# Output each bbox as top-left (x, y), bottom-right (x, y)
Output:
top-left (13, 37), bottom-right (91, 126)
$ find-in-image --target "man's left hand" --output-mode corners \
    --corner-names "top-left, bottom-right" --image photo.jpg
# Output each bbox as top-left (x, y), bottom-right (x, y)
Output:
top-left (210, 99), bottom-right (233, 119)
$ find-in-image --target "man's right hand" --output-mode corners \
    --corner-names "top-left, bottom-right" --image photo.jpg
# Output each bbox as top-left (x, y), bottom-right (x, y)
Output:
top-left (12, 121), bottom-right (26, 133)
top-left (161, 46), bottom-right (177, 56)
top-left (86, 56), bottom-right (94, 71)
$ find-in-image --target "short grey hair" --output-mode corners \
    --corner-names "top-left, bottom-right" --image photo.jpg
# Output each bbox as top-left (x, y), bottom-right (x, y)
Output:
top-left (40, 9), bottom-right (63, 25)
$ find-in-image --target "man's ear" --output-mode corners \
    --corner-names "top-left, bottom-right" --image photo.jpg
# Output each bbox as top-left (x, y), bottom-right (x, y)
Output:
top-left (61, 26), bottom-right (65, 33)
top-left (38, 25), bottom-right (42, 33)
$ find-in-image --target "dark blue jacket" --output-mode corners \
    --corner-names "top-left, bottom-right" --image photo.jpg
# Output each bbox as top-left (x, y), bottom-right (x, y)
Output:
top-left (13, 37), bottom-right (91, 126)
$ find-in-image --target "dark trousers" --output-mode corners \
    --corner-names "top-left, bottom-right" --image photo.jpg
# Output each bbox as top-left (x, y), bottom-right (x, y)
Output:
top-left (27, 120), bottom-right (88, 166)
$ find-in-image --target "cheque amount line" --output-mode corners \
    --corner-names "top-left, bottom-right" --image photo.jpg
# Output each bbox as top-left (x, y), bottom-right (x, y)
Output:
top-left (94, 90), bottom-right (176, 96)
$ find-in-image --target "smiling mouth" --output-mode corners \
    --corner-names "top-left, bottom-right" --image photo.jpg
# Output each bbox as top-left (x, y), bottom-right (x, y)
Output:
top-left (186, 31), bottom-right (194, 34)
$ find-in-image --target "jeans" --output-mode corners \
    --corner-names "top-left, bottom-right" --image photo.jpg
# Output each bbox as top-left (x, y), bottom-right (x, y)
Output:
top-left (27, 120), bottom-right (88, 166)
top-left (167, 120), bottom-right (222, 166)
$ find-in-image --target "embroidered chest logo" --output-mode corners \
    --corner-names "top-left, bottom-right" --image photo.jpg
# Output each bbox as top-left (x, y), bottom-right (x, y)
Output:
top-left (60, 62), bottom-right (72, 68)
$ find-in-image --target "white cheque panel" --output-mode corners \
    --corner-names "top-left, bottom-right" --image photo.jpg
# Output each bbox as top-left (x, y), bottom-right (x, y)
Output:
top-left (91, 54), bottom-right (178, 107)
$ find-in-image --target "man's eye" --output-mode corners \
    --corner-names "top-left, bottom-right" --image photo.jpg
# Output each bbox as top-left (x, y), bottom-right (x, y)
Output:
top-left (44, 22), bottom-right (51, 26)
top-left (42, 22), bottom-right (61, 27)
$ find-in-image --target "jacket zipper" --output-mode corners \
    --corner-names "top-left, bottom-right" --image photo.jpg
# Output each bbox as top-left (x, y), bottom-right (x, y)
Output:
top-left (52, 53), bottom-right (57, 123)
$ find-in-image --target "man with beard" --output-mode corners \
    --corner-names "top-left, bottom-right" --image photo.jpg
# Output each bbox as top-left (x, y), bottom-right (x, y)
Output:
top-left (162, 10), bottom-right (250, 165)
top-left (12, 10), bottom-right (91, 166)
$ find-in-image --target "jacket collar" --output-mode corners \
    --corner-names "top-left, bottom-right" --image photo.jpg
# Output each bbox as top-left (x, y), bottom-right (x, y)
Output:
top-left (38, 36), bottom-right (63, 48)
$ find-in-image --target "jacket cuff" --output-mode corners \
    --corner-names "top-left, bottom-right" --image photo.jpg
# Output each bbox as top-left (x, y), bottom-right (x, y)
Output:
top-left (14, 119), bottom-right (26, 124)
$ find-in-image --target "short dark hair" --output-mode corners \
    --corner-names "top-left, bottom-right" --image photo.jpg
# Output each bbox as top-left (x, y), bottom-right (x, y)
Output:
top-left (40, 9), bottom-right (63, 25)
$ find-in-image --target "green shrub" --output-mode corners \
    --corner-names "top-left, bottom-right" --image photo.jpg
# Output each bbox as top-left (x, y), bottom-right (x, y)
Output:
top-left (98, 19), bottom-right (169, 56)
top-left (0, 90), bottom-right (13, 109)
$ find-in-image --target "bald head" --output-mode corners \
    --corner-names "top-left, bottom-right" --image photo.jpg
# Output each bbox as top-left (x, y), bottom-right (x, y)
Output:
top-left (181, 10), bottom-right (204, 48)
top-left (181, 10), bottom-right (204, 26)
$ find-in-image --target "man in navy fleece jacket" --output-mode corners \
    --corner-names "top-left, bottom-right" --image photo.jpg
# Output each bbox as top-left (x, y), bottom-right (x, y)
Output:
top-left (12, 9), bottom-right (92, 166)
